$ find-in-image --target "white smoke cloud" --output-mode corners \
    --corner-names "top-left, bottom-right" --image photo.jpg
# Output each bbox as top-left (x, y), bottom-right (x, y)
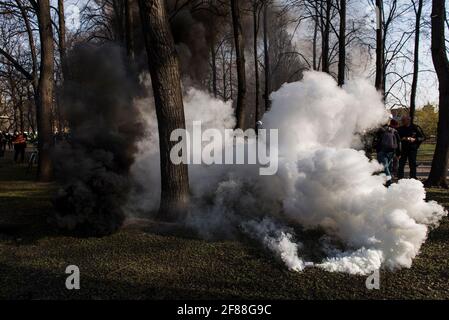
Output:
top-left (260, 71), bottom-right (447, 274)
top-left (127, 71), bottom-right (447, 275)
top-left (242, 218), bottom-right (308, 272)
top-left (126, 85), bottom-right (238, 215)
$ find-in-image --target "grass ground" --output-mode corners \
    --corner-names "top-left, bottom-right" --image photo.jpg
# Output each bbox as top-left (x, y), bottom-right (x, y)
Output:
top-left (417, 143), bottom-right (435, 162)
top-left (0, 149), bottom-right (448, 299)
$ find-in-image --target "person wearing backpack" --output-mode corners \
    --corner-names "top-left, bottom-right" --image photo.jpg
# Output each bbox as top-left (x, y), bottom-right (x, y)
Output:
top-left (397, 115), bottom-right (425, 180)
top-left (374, 117), bottom-right (401, 185)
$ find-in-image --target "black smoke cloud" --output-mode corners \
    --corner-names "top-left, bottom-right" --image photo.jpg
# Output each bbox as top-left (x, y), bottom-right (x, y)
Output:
top-left (168, 1), bottom-right (230, 85)
top-left (171, 10), bottom-right (210, 83)
top-left (52, 44), bottom-right (143, 236)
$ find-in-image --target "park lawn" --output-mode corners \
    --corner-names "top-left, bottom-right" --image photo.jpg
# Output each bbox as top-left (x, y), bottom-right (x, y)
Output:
top-left (417, 143), bottom-right (435, 162)
top-left (0, 150), bottom-right (448, 299)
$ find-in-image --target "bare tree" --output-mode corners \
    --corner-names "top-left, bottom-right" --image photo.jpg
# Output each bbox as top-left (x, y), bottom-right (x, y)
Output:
top-left (36, 0), bottom-right (55, 181)
top-left (321, 0), bottom-right (332, 74)
top-left (263, 0), bottom-right (271, 111)
top-left (138, 0), bottom-right (190, 219)
top-left (0, 0), bottom-right (55, 180)
top-left (58, 0), bottom-right (67, 77)
top-left (312, 1), bottom-right (319, 70)
top-left (426, 0), bottom-right (449, 188)
top-left (337, 0), bottom-right (346, 86)
top-left (15, 0), bottom-right (38, 91)
top-left (253, 0), bottom-right (261, 125)
top-left (230, 0), bottom-right (248, 129)
top-left (210, 39), bottom-right (218, 97)
top-left (409, 0), bottom-right (423, 122)
top-left (125, 0), bottom-right (135, 60)
top-left (375, 0), bottom-right (384, 94)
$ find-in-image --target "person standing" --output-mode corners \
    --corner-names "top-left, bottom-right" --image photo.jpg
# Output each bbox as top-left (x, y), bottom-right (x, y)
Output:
top-left (397, 115), bottom-right (425, 180)
top-left (389, 118), bottom-right (400, 178)
top-left (7, 132), bottom-right (13, 150)
top-left (13, 131), bottom-right (27, 163)
top-left (374, 117), bottom-right (402, 186)
top-left (0, 131), bottom-right (5, 157)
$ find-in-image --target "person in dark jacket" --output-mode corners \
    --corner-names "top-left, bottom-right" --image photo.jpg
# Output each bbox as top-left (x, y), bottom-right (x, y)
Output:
top-left (374, 116), bottom-right (402, 186)
top-left (397, 115), bottom-right (425, 180)
top-left (6, 132), bottom-right (13, 149)
top-left (389, 119), bottom-right (400, 177)
top-left (12, 131), bottom-right (27, 163)
top-left (0, 131), bottom-right (5, 157)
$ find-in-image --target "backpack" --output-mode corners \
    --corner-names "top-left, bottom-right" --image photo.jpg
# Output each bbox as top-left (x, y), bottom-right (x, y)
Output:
top-left (380, 127), bottom-right (398, 150)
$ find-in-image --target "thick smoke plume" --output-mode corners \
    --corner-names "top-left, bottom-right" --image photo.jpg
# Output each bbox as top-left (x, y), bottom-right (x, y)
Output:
top-left (168, 1), bottom-right (226, 84)
top-left (259, 72), bottom-right (446, 274)
top-left (129, 71), bottom-right (446, 275)
top-left (52, 44), bottom-right (143, 236)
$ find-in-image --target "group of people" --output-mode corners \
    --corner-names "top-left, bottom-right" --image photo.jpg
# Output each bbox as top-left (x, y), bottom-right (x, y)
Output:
top-left (374, 114), bottom-right (425, 186)
top-left (0, 131), bottom-right (28, 163)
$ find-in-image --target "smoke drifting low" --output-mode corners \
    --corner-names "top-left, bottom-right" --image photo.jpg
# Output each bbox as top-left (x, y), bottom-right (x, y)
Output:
top-left (52, 44), bottom-right (143, 236)
top-left (51, 47), bottom-right (446, 274)
top-left (129, 71), bottom-right (446, 275)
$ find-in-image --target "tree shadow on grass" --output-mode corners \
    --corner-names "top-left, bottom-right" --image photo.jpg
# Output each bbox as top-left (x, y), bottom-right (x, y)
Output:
top-left (0, 261), bottom-right (245, 300)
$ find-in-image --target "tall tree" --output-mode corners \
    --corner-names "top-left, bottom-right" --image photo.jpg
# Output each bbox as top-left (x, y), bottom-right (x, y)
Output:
top-left (426, 0), bottom-right (449, 188)
top-left (36, 0), bottom-right (55, 181)
top-left (138, 0), bottom-right (190, 219)
top-left (57, 0), bottom-right (67, 132)
top-left (125, 0), bottom-right (135, 60)
top-left (321, 0), bottom-right (331, 74)
top-left (230, 0), bottom-right (248, 129)
top-left (409, 0), bottom-right (423, 123)
top-left (58, 0), bottom-right (67, 77)
top-left (253, 0), bottom-right (260, 126)
top-left (16, 0), bottom-right (38, 91)
top-left (112, 0), bottom-right (126, 43)
top-left (210, 39), bottom-right (218, 97)
top-left (375, 0), bottom-right (385, 95)
top-left (312, 2), bottom-right (319, 71)
top-left (337, 0), bottom-right (346, 86)
top-left (263, 0), bottom-right (271, 111)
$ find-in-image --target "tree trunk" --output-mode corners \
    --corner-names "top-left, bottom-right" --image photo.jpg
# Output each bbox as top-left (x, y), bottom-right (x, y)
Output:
top-left (426, 0), bottom-right (449, 188)
top-left (138, 0), bottom-right (190, 219)
top-left (263, 0), bottom-right (271, 111)
top-left (210, 39), bottom-right (217, 97)
top-left (410, 0), bottom-right (423, 123)
top-left (231, 0), bottom-right (248, 129)
top-left (10, 78), bottom-right (18, 132)
top-left (221, 46), bottom-right (227, 101)
top-left (321, 0), bottom-right (331, 74)
top-left (337, 0), bottom-right (346, 86)
top-left (37, 0), bottom-right (55, 182)
top-left (58, 0), bottom-right (67, 78)
top-left (230, 41), bottom-right (234, 101)
top-left (312, 4), bottom-right (318, 71)
top-left (125, 0), bottom-right (135, 60)
top-left (253, 0), bottom-right (260, 126)
top-left (19, 95), bottom-right (24, 133)
top-left (57, 0), bottom-right (66, 133)
top-left (16, 0), bottom-right (38, 90)
top-left (375, 0), bottom-right (385, 95)
top-left (112, 0), bottom-right (125, 43)
top-left (26, 85), bottom-right (36, 133)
